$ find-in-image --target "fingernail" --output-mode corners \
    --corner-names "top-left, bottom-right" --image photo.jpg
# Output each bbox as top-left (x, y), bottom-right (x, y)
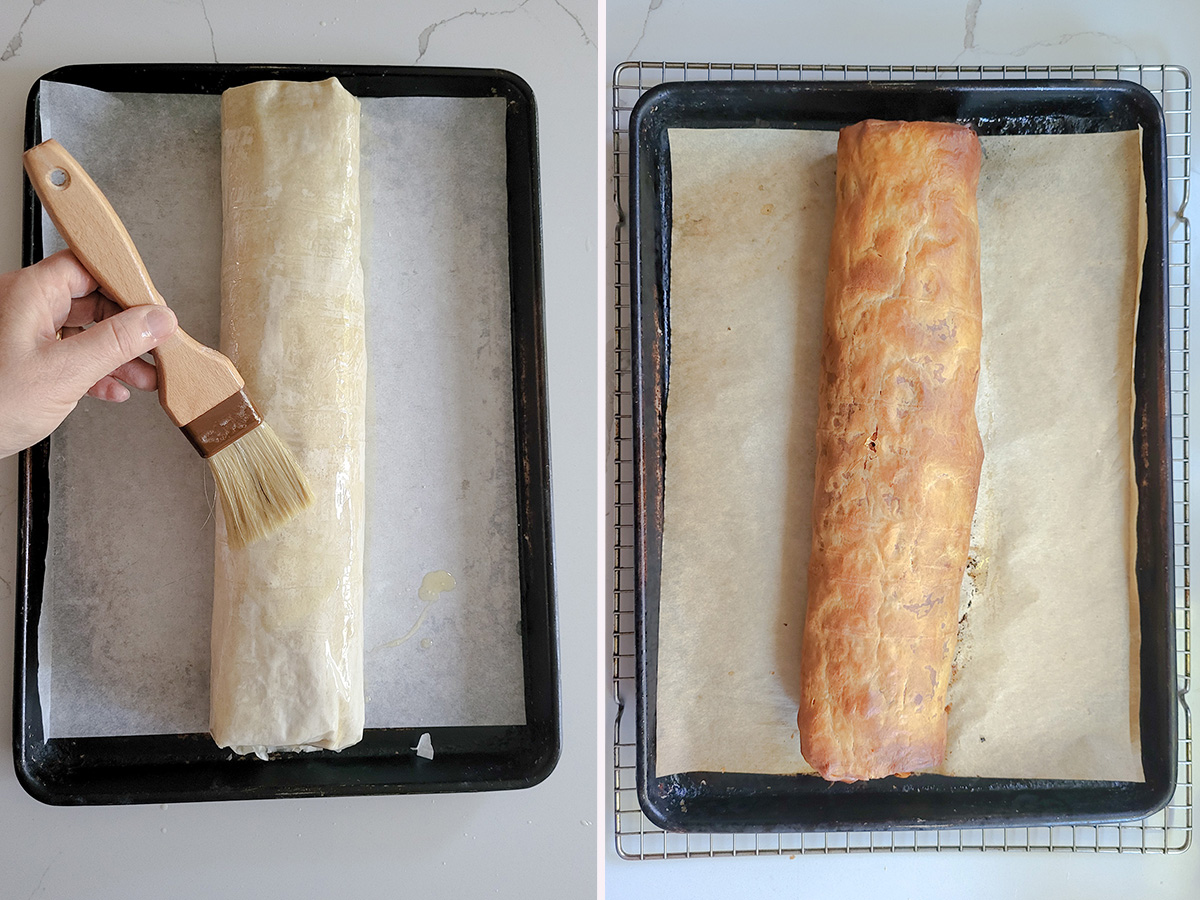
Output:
top-left (142, 307), bottom-right (177, 341)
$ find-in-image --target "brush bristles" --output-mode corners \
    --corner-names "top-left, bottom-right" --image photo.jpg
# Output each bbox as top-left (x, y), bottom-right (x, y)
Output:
top-left (209, 424), bottom-right (314, 548)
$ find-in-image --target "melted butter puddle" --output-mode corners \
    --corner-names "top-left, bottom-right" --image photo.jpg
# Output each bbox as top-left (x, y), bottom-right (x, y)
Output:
top-left (418, 569), bottom-right (456, 602)
top-left (377, 570), bottom-right (456, 650)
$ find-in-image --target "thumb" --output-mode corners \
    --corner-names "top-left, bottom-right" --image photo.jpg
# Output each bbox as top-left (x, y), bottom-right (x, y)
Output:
top-left (50, 305), bottom-right (177, 397)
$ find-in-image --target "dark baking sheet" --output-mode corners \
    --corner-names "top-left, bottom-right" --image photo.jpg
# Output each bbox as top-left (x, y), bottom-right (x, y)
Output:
top-left (630, 79), bottom-right (1176, 832)
top-left (14, 64), bottom-right (558, 804)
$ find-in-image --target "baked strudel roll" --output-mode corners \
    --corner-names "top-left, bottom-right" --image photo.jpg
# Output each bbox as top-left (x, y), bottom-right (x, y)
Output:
top-left (798, 119), bottom-right (984, 782)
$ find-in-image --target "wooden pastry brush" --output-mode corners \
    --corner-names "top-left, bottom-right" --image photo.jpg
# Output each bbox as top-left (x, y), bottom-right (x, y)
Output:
top-left (24, 138), bottom-right (313, 547)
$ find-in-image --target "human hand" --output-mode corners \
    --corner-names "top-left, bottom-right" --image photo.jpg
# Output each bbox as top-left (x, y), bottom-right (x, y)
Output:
top-left (0, 249), bottom-right (177, 458)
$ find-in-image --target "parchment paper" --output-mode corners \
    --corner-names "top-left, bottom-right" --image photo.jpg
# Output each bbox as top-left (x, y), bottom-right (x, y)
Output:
top-left (655, 126), bottom-right (1144, 782)
top-left (37, 81), bottom-right (526, 738)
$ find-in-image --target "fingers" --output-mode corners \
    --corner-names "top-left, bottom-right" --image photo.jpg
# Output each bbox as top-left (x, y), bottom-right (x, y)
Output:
top-left (107, 356), bottom-right (159, 392)
top-left (86, 375), bottom-right (131, 403)
top-left (30, 249), bottom-right (99, 298)
top-left (22, 249), bottom-right (101, 325)
top-left (62, 290), bottom-right (121, 328)
top-left (0, 250), bottom-right (100, 341)
top-left (61, 292), bottom-right (161, 389)
top-left (58, 333), bottom-right (159, 391)
top-left (46, 304), bottom-right (177, 400)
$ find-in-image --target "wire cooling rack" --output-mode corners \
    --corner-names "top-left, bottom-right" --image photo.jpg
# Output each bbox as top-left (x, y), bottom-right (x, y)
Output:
top-left (609, 63), bottom-right (1193, 858)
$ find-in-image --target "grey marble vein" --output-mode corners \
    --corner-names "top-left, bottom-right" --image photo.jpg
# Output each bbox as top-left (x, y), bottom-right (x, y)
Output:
top-left (964, 0), bottom-right (982, 50)
top-left (1, 0), bottom-right (47, 63)
top-left (199, 0), bottom-right (219, 63)
top-left (553, 0), bottom-right (594, 48)
top-left (415, 0), bottom-right (534, 64)
top-left (627, 0), bottom-right (663, 62)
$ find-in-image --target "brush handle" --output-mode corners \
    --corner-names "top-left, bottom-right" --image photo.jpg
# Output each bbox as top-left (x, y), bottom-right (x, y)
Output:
top-left (23, 139), bottom-right (244, 426)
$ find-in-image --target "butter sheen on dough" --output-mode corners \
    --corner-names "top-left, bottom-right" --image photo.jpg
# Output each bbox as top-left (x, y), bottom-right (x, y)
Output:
top-left (210, 78), bottom-right (366, 755)
top-left (798, 120), bottom-right (984, 782)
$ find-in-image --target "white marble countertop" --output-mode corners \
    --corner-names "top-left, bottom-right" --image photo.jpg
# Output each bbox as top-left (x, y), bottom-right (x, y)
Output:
top-left (0, 2), bottom-right (598, 898)
top-left (605, 1), bottom-right (1198, 898)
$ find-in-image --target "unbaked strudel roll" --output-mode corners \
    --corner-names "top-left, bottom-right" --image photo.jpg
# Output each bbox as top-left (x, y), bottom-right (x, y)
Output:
top-left (210, 78), bottom-right (366, 755)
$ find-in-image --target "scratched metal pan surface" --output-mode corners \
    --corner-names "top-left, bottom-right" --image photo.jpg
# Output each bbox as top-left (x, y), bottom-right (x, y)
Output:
top-left (629, 79), bottom-right (1174, 831)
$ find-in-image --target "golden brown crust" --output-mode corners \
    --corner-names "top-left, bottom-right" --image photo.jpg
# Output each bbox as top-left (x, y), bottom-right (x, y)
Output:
top-left (798, 120), bottom-right (984, 782)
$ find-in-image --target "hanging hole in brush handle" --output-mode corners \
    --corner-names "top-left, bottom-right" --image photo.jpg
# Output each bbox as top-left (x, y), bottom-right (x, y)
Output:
top-left (22, 138), bottom-right (163, 311)
top-left (21, 137), bottom-right (246, 426)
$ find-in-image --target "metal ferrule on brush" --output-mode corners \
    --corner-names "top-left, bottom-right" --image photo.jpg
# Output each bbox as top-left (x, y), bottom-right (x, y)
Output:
top-left (180, 390), bottom-right (263, 458)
